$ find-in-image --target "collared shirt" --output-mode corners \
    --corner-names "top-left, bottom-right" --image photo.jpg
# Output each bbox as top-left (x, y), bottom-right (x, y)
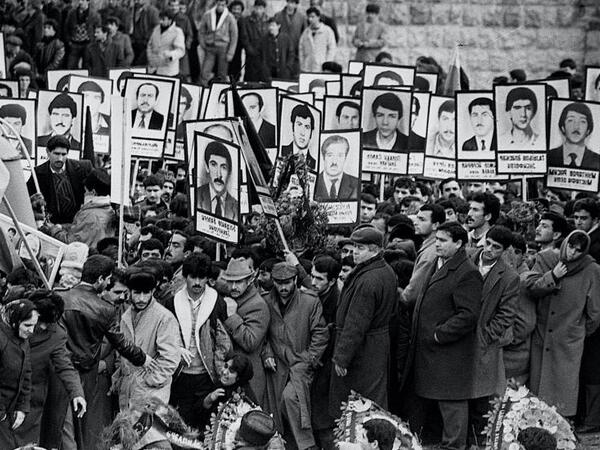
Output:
top-left (562, 145), bottom-right (585, 167)
top-left (432, 132), bottom-right (455, 158)
top-left (468, 229), bottom-right (487, 248)
top-left (478, 257), bottom-right (497, 278)
top-left (376, 130), bottom-right (397, 150)
top-left (183, 288), bottom-right (207, 375)
top-left (504, 127), bottom-right (540, 149)
top-left (50, 164), bottom-right (66, 175)
top-left (209, 184), bottom-right (226, 215)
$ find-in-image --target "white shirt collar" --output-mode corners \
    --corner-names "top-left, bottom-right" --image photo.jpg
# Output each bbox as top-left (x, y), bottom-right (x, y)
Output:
top-left (376, 130), bottom-right (397, 150)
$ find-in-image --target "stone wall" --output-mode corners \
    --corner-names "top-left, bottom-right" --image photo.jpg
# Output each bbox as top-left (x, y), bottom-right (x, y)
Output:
top-left (311, 0), bottom-right (600, 89)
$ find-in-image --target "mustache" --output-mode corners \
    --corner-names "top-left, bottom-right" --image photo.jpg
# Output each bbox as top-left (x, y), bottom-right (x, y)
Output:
top-left (213, 178), bottom-right (224, 184)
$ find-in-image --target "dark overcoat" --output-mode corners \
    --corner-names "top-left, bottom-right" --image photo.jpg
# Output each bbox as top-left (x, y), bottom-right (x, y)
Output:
top-left (329, 254), bottom-right (397, 416)
top-left (407, 249), bottom-right (483, 400)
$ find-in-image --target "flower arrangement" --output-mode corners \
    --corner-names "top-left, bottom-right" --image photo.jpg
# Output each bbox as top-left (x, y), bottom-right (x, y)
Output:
top-left (506, 200), bottom-right (539, 240)
top-left (484, 382), bottom-right (576, 450)
top-left (334, 391), bottom-right (422, 450)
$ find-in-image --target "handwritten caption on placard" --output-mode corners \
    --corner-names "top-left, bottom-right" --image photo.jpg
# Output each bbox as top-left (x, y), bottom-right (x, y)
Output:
top-left (423, 157), bottom-right (456, 179)
top-left (546, 167), bottom-right (599, 192)
top-left (362, 150), bottom-right (408, 174)
top-left (497, 153), bottom-right (546, 174)
top-left (196, 211), bottom-right (239, 244)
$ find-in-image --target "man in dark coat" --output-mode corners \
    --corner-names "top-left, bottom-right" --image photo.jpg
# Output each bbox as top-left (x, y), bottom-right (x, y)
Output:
top-left (83, 24), bottom-right (124, 78)
top-left (27, 136), bottom-right (92, 224)
top-left (239, 0), bottom-right (269, 81)
top-left (469, 226), bottom-right (519, 444)
top-left (329, 225), bottom-right (397, 415)
top-left (362, 92), bottom-right (408, 152)
top-left (406, 222), bottom-right (483, 450)
top-left (260, 18), bottom-right (295, 82)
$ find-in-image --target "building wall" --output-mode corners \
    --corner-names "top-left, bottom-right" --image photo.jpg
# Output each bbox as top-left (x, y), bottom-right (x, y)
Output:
top-left (315, 0), bottom-right (600, 89)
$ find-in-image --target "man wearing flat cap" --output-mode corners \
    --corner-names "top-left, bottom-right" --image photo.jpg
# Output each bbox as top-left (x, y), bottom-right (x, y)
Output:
top-left (221, 258), bottom-right (270, 407)
top-left (197, 140), bottom-right (239, 221)
top-left (27, 135), bottom-right (92, 224)
top-left (38, 92), bottom-right (81, 150)
top-left (263, 262), bottom-right (328, 450)
top-left (329, 224), bottom-right (397, 415)
top-left (0, 103), bottom-right (33, 156)
top-left (235, 410), bottom-right (277, 450)
top-left (113, 270), bottom-right (181, 410)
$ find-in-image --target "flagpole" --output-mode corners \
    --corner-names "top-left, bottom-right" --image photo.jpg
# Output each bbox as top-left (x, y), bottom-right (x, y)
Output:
top-left (2, 197), bottom-right (50, 289)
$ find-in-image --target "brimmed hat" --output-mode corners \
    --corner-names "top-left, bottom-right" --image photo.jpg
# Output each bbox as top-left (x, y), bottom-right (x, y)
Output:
top-left (271, 262), bottom-right (297, 281)
top-left (236, 411), bottom-right (276, 447)
top-left (350, 224), bottom-right (383, 247)
top-left (221, 258), bottom-right (254, 281)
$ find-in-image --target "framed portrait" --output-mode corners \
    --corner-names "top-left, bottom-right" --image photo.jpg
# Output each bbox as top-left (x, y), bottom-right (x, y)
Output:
top-left (110, 67), bottom-right (147, 95)
top-left (203, 82), bottom-right (230, 119)
top-left (362, 63), bottom-right (415, 88)
top-left (36, 90), bottom-right (84, 163)
top-left (414, 73), bottom-right (438, 93)
top-left (229, 88), bottom-right (278, 148)
top-left (531, 78), bottom-right (571, 100)
top-left (278, 96), bottom-right (321, 171)
top-left (0, 80), bottom-right (18, 98)
top-left (360, 88), bottom-right (411, 150)
top-left (298, 73), bottom-right (340, 100)
top-left (546, 99), bottom-right (600, 192)
top-left (47, 69), bottom-right (88, 91)
top-left (176, 83), bottom-right (203, 141)
top-left (456, 91), bottom-right (496, 161)
top-left (0, 99), bottom-right (36, 159)
top-left (408, 92), bottom-right (431, 175)
top-left (132, 72), bottom-right (180, 130)
top-left (584, 66), bottom-right (600, 103)
top-left (323, 96), bottom-right (361, 131)
top-left (341, 75), bottom-right (362, 98)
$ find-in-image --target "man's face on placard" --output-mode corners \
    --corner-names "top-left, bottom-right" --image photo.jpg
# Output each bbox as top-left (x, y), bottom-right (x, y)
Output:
top-left (509, 99), bottom-right (534, 130)
top-left (438, 110), bottom-right (455, 145)
top-left (322, 141), bottom-right (348, 179)
top-left (469, 104), bottom-right (494, 138)
top-left (562, 110), bottom-right (590, 146)
top-left (292, 115), bottom-right (312, 150)
top-left (337, 105), bottom-right (359, 129)
top-left (136, 84), bottom-right (158, 114)
top-left (374, 106), bottom-right (400, 138)
top-left (411, 98), bottom-right (419, 129)
top-left (242, 94), bottom-right (261, 122)
top-left (82, 90), bottom-right (103, 117)
top-left (3, 116), bottom-right (23, 136)
top-left (206, 153), bottom-right (230, 195)
top-left (49, 107), bottom-right (74, 135)
top-left (178, 95), bottom-right (190, 122)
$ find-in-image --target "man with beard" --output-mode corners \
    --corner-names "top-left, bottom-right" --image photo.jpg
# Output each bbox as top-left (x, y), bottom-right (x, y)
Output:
top-left (27, 135), bottom-right (92, 224)
top-left (163, 230), bottom-right (190, 297)
top-left (113, 270), bottom-right (181, 410)
top-left (221, 258), bottom-right (270, 407)
top-left (548, 102), bottom-right (600, 170)
top-left (462, 97), bottom-right (496, 152)
top-left (0, 104), bottom-right (33, 156)
top-left (38, 93), bottom-right (81, 150)
top-left (77, 81), bottom-right (110, 135)
top-left (427, 99), bottom-right (455, 158)
top-left (363, 93), bottom-right (408, 151)
top-left (164, 254), bottom-right (231, 430)
top-left (242, 92), bottom-right (276, 148)
top-left (197, 141), bottom-right (239, 221)
top-left (329, 225), bottom-right (397, 415)
top-left (281, 103), bottom-right (317, 169)
top-left (263, 262), bottom-right (328, 450)
top-left (466, 192), bottom-right (501, 249)
top-left (131, 82), bottom-right (165, 130)
top-left (499, 86), bottom-right (542, 150)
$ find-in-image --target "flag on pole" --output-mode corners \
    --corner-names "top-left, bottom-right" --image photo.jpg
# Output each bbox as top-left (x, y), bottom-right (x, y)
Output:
top-left (443, 44), bottom-right (462, 96)
top-left (82, 106), bottom-right (96, 167)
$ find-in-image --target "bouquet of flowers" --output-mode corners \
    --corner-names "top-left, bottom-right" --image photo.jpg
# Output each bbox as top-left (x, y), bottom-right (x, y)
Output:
top-left (484, 382), bottom-right (576, 450)
top-left (334, 391), bottom-right (422, 450)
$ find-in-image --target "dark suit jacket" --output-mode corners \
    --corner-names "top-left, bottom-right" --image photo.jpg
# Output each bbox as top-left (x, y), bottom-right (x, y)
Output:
top-left (407, 132), bottom-right (425, 151)
top-left (27, 158), bottom-right (93, 224)
top-left (38, 133), bottom-right (81, 151)
top-left (362, 129), bottom-right (408, 152)
top-left (131, 109), bottom-right (164, 130)
top-left (257, 120), bottom-right (276, 148)
top-left (196, 183), bottom-right (239, 222)
top-left (547, 146), bottom-right (600, 171)
top-left (462, 135), bottom-right (497, 151)
top-left (314, 172), bottom-right (359, 201)
top-left (280, 143), bottom-right (316, 170)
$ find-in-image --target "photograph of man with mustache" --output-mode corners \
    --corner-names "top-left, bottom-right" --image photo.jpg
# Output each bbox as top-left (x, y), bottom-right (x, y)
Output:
top-left (462, 97), bottom-right (496, 153)
top-left (197, 140), bottom-right (239, 221)
top-left (426, 98), bottom-right (456, 159)
top-left (38, 92), bottom-right (81, 150)
top-left (131, 82), bottom-right (165, 130)
top-left (548, 102), bottom-right (600, 170)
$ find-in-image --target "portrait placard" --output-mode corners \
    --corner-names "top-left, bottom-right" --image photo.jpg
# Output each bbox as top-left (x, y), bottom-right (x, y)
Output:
top-left (456, 91), bottom-right (496, 161)
top-left (123, 77), bottom-right (174, 158)
top-left (278, 96), bottom-right (321, 172)
top-left (546, 99), bottom-right (600, 192)
top-left (36, 90), bottom-right (84, 163)
top-left (341, 75), bottom-right (362, 98)
top-left (0, 80), bottom-right (18, 98)
top-left (132, 72), bottom-right (180, 130)
top-left (230, 88), bottom-right (278, 148)
top-left (323, 96), bottom-right (361, 131)
top-left (0, 99), bottom-right (36, 160)
top-left (362, 64), bottom-right (415, 88)
top-left (194, 132), bottom-right (241, 244)
top-left (203, 82), bottom-right (230, 119)
top-left (109, 67), bottom-right (147, 94)
top-left (408, 92), bottom-right (430, 175)
top-left (47, 69), bottom-right (88, 91)
top-left (584, 66), bottom-right (600, 103)
top-left (531, 78), bottom-right (570, 100)
top-left (326, 81), bottom-right (341, 96)
top-left (270, 79), bottom-right (298, 92)
top-left (494, 84), bottom-right (547, 174)
top-left (69, 75), bottom-right (113, 154)
top-left (414, 73), bottom-right (438, 93)
top-left (298, 73), bottom-right (340, 100)
top-left (285, 92), bottom-right (314, 105)
top-left (174, 83), bottom-right (203, 153)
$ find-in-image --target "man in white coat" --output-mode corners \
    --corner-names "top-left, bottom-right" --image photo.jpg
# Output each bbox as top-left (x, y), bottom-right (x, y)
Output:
top-left (298, 7), bottom-right (336, 73)
top-left (147, 9), bottom-right (186, 76)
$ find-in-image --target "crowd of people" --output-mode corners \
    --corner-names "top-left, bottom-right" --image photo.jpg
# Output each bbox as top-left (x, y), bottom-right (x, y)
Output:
top-left (0, 1), bottom-right (598, 450)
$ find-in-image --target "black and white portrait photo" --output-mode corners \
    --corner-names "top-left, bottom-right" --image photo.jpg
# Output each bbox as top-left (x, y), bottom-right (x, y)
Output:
top-left (203, 82), bottom-right (230, 119)
top-left (425, 96), bottom-right (456, 159)
top-left (47, 69), bottom-right (88, 91)
top-left (548, 100), bottom-right (600, 171)
top-left (238, 88), bottom-right (278, 148)
top-left (36, 90), bottom-right (83, 154)
top-left (132, 72), bottom-right (180, 130)
top-left (361, 88), bottom-right (411, 152)
top-left (0, 99), bottom-right (36, 158)
top-left (109, 67), bottom-right (146, 95)
top-left (341, 75), bottom-right (362, 97)
top-left (323, 96), bottom-right (361, 131)
top-left (278, 97), bottom-right (321, 171)
top-left (363, 64), bottom-right (415, 88)
top-left (176, 83), bottom-right (202, 140)
top-left (124, 77), bottom-right (174, 140)
top-left (456, 92), bottom-right (496, 161)
top-left (585, 67), bottom-right (600, 103)
top-left (0, 80), bottom-right (18, 98)
top-left (414, 73), bottom-right (438, 93)
top-left (315, 131), bottom-right (360, 201)
top-left (299, 73), bottom-right (340, 100)
top-left (495, 84), bottom-right (547, 152)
